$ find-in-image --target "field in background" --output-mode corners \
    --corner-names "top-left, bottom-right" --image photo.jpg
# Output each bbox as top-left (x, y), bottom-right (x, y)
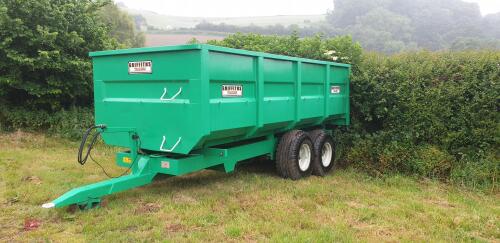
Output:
top-left (1, 132), bottom-right (498, 241)
top-left (145, 33), bottom-right (224, 46)
top-left (121, 5), bottom-right (325, 29)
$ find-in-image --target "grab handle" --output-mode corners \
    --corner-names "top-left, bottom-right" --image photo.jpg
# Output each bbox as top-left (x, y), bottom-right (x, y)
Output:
top-left (159, 136), bottom-right (182, 152)
top-left (160, 87), bottom-right (182, 101)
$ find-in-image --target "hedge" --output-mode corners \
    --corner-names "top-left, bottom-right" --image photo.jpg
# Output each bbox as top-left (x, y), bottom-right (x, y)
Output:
top-left (344, 51), bottom-right (499, 189)
top-left (0, 106), bottom-right (94, 139)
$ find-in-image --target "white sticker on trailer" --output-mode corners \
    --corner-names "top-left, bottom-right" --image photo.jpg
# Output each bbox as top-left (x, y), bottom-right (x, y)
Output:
top-left (128, 61), bottom-right (152, 74)
top-left (222, 84), bottom-right (243, 97)
top-left (161, 161), bottom-right (170, 169)
top-left (330, 86), bottom-right (341, 94)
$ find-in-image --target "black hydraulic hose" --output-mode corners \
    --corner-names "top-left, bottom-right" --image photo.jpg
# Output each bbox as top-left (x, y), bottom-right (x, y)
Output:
top-left (77, 125), bottom-right (106, 165)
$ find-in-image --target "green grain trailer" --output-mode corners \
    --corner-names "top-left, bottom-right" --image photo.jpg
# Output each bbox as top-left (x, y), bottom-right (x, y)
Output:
top-left (42, 44), bottom-right (350, 210)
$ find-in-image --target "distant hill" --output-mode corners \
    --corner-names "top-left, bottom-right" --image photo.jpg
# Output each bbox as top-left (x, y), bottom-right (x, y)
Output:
top-left (119, 4), bottom-right (325, 30)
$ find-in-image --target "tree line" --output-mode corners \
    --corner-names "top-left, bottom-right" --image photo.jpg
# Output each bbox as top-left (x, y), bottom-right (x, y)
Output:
top-left (193, 0), bottom-right (500, 53)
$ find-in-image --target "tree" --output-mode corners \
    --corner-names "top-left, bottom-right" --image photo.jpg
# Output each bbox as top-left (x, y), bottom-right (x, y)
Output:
top-left (99, 3), bottom-right (145, 48)
top-left (398, 0), bottom-right (482, 50)
top-left (350, 7), bottom-right (415, 53)
top-left (326, 0), bottom-right (494, 52)
top-left (482, 13), bottom-right (500, 39)
top-left (450, 37), bottom-right (500, 51)
top-left (0, 0), bottom-right (133, 110)
top-left (327, 0), bottom-right (390, 27)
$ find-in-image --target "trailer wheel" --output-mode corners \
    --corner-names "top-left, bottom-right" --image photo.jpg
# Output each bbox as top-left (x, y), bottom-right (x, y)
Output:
top-left (276, 130), bottom-right (314, 180)
top-left (309, 130), bottom-right (336, 176)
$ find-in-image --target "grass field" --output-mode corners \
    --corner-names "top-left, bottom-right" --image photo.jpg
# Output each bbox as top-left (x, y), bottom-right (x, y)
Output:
top-left (1, 131), bottom-right (499, 242)
top-left (145, 33), bottom-right (225, 46)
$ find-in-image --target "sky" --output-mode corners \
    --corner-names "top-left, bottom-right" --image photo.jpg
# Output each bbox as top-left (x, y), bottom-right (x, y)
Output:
top-left (116, 0), bottom-right (500, 17)
top-left (463, 0), bottom-right (500, 15)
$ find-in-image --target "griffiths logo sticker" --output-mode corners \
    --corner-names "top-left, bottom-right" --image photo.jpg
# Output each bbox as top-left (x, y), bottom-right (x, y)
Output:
top-left (222, 84), bottom-right (243, 97)
top-left (330, 86), bottom-right (341, 94)
top-left (128, 61), bottom-right (152, 74)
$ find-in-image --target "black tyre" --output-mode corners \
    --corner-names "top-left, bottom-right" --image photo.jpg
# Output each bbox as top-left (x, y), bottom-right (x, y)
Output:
top-left (276, 130), bottom-right (314, 180)
top-left (309, 129), bottom-right (336, 176)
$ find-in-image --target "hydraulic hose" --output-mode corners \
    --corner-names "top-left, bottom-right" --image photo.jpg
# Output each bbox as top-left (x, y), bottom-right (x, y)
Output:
top-left (77, 124), bottom-right (106, 165)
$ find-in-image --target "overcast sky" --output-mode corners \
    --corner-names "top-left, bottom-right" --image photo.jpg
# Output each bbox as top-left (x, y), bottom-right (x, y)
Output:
top-left (464, 0), bottom-right (500, 15)
top-left (116, 0), bottom-right (500, 17)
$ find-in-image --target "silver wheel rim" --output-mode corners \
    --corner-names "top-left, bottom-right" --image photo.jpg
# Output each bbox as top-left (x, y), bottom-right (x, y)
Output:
top-left (321, 142), bottom-right (333, 167)
top-left (298, 143), bottom-right (311, 172)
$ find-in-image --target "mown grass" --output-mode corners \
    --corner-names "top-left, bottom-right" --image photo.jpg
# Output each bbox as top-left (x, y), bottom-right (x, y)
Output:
top-left (0, 131), bottom-right (499, 242)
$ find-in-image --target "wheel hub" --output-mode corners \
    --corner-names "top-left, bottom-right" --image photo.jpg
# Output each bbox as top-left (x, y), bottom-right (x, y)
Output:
top-left (321, 142), bottom-right (333, 167)
top-left (298, 143), bottom-right (311, 171)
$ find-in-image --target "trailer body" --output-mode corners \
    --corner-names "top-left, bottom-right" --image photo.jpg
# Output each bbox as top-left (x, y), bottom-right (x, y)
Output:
top-left (92, 44), bottom-right (349, 154)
